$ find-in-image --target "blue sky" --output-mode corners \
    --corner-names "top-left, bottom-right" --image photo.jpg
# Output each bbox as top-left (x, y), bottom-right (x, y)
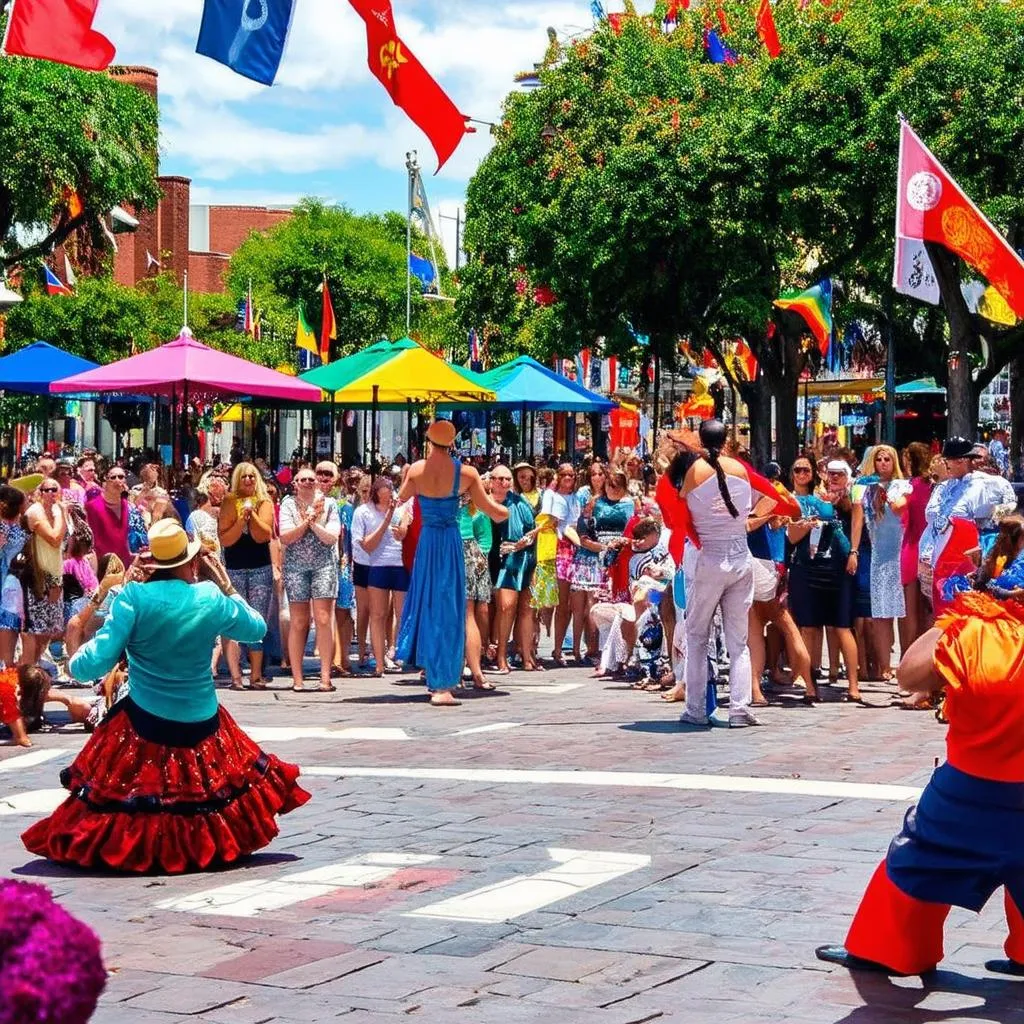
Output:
top-left (94, 0), bottom-right (593, 259)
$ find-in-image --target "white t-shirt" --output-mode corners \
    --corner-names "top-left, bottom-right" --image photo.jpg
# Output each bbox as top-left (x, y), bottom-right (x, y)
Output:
top-left (351, 502), bottom-right (405, 568)
top-left (541, 489), bottom-right (581, 538)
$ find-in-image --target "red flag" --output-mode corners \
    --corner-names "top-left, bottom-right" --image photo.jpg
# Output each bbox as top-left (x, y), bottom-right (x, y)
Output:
top-left (896, 120), bottom-right (1024, 319)
top-left (607, 12), bottom-right (624, 34)
top-left (347, 0), bottom-right (469, 171)
top-left (702, 348), bottom-right (717, 369)
top-left (320, 276), bottom-right (336, 364)
top-left (734, 339), bottom-right (759, 381)
top-left (755, 0), bottom-right (782, 57)
top-left (715, 4), bottom-right (732, 35)
top-left (4, 0), bottom-right (115, 71)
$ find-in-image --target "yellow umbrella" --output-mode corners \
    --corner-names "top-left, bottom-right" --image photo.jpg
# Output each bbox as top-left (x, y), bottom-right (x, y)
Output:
top-left (328, 346), bottom-right (495, 405)
top-left (215, 403), bottom-right (244, 424)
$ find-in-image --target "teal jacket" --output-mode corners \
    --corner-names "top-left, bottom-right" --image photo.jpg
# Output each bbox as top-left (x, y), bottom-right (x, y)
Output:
top-left (69, 579), bottom-right (266, 723)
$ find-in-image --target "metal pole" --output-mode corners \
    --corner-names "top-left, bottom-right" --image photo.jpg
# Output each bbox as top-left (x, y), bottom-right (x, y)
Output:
top-left (653, 352), bottom-right (661, 453)
top-left (485, 409), bottom-right (492, 461)
top-left (519, 403), bottom-right (526, 460)
top-left (330, 395), bottom-right (337, 461)
top-left (455, 207), bottom-right (462, 272)
top-left (406, 399), bottom-right (413, 461)
top-left (371, 385), bottom-right (379, 472)
top-left (405, 151), bottom-right (417, 336)
top-left (884, 292), bottom-right (896, 443)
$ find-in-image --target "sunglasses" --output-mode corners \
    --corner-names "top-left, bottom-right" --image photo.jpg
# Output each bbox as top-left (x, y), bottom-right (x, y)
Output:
top-left (296, 477), bottom-right (315, 484)
top-left (40, 486), bottom-right (59, 494)
top-left (316, 470), bottom-right (335, 477)
top-left (793, 467), bottom-right (812, 474)
top-left (240, 473), bottom-right (257, 479)
top-left (107, 473), bottom-right (125, 480)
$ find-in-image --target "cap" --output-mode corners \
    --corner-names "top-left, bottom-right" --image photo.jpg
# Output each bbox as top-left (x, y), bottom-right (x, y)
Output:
top-left (942, 437), bottom-right (974, 459)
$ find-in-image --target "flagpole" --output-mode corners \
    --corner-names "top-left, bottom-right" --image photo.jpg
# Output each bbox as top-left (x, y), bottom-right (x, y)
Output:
top-left (182, 270), bottom-right (189, 328)
top-left (405, 150), bottom-right (417, 335)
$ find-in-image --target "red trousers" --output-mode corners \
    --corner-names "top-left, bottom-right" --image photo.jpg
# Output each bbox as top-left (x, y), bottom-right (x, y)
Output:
top-left (846, 862), bottom-right (1024, 974)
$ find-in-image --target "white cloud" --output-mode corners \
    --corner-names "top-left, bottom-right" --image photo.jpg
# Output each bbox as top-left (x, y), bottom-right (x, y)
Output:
top-left (94, 0), bottom-right (596, 193)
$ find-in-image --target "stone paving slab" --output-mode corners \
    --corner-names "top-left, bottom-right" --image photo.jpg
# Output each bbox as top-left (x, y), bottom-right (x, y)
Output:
top-left (2, 662), bottom-right (1020, 1023)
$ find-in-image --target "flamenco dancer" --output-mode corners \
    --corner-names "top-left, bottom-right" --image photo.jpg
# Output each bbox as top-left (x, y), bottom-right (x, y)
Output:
top-left (396, 419), bottom-right (508, 707)
top-left (816, 574), bottom-right (1024, 976)
top-left (22, 520), bottom-right (310, 874)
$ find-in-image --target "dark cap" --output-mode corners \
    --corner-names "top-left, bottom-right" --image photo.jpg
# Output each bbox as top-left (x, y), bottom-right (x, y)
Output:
top-left (942, 437), bottom-right (974, 459)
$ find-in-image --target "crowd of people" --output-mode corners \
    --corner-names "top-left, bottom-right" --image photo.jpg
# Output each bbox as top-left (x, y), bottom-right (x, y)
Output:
top-left (0, 423), bottom-right (1020, 743)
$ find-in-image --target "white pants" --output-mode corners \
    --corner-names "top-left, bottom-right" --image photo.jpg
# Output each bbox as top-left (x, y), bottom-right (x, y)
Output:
top-left (684, 551), bottom-right (754, 720)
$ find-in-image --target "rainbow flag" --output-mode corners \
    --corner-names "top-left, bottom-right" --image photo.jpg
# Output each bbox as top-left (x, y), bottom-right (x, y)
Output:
top-left (774, 279), bottom-right (832, 356)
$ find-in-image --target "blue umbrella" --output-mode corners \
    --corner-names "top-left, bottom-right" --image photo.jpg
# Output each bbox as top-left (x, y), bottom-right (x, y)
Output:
top-left (0, 341), bottom-right (99, 396)
top-left (477, 356), bottom-right (616, 412)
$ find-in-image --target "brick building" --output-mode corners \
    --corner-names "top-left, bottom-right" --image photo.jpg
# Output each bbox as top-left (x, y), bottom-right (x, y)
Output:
top-left (109, 66), bottom-right (291, 295)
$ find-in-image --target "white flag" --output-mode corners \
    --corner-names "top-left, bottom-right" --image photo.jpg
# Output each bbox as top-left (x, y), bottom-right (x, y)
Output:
top-left (63, 254), bottom-right (77, 289)
top-left (146, 250), bottom-right (161, 270)
top-left (892, 236), bottom-right (939, 305)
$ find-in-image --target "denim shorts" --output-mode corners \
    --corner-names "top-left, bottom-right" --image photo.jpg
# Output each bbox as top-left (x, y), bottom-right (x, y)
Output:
top-left (284, 560), bottom-right (339, 603)
top-left (367, 564), bottom-right (410, 593)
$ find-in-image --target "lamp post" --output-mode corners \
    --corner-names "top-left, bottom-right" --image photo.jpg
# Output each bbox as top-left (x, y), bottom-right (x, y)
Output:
top-left (405, 150), bottom-right (419, 335)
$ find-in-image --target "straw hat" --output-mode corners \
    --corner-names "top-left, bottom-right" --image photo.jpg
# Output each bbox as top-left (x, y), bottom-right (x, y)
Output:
top-left (426, 419), bottom-right (457, 447)
top-left (147, 520), bottom-right (201, 569)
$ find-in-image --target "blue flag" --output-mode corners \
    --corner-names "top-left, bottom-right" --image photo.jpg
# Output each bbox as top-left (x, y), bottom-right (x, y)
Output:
top-left (590, 0), bottom-right (605, 18)
top-left (409, 253), bottom-right (437, 293)
top-left (196, 0), bottom-right (296, 86)
top-left (704, 29), bottom-right (737, 65)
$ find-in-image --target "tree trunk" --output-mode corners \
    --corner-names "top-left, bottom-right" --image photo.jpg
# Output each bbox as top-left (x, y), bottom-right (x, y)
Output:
top-left (925, 242), bottom-right (980, 438)
top-left (742, 378), bottom-right (772, 468)
top-left (774, 379), bottom-right (801, 470)
top-left (589, 411), bottom-right (607, 459)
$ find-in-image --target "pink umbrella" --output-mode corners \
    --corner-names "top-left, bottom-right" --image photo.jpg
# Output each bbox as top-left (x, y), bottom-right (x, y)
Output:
top-left (50, 328), bottom-right (321, 404)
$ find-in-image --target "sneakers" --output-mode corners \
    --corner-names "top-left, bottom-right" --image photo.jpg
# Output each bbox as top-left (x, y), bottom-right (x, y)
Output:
top-left (678, 711), bottom-right (711, 729)
top-left (728, 708), bottom-right (763, 728)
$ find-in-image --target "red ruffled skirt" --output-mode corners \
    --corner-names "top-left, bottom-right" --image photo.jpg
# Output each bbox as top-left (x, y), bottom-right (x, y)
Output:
top-left (22, 700), bottom-right (311, 874)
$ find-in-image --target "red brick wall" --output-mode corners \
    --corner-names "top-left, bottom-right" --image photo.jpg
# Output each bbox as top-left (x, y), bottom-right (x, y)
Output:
top-left (209, 207), bottom-right (292, 255)
top-left (187, 251), bottom-right (230, 294)
top-left (109, 67), bottom-right (159, 287)
top-left (158, 175), bottom-right (191, 285)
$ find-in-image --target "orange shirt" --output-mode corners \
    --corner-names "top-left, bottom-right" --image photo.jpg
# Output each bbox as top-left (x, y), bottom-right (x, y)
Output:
top-left (934, 591), bottom-right (1024, 783)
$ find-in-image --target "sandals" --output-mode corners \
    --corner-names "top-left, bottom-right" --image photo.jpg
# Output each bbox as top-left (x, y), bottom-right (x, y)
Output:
top-left (229, 678), bottom-right (245, 691)
top-left (318, 684), bottom-right (337, 693)
top-left (249, 678), bottom-right (269, 690)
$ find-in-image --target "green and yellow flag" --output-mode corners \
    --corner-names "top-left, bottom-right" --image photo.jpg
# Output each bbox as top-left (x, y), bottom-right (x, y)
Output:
top-left (295, 301), bottom-right (318, 356)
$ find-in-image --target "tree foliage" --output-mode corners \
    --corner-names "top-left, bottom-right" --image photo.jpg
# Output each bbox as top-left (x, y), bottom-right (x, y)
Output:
top-left (227, 199), bottom-right (458, 359)
top-left (460, 0), bottom-right (1024, 460)
top-left (0, 25), bottom-right (160, 271)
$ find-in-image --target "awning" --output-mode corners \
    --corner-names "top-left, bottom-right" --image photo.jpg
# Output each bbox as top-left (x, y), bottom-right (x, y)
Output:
top-left (801, 377), bottom-right (884, 397)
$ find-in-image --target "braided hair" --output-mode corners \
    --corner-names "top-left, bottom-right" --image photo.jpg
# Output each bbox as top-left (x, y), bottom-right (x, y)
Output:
top-left (699, 419), bottom-right (739, 518)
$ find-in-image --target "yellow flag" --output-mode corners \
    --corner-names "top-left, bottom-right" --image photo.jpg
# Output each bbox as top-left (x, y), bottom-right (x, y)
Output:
top-left (979, 286), bottom-right (1018, 327)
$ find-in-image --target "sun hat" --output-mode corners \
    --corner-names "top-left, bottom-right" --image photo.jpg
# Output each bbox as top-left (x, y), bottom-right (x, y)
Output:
top-left (825, 460), bottom-right (852, 477)
top-left (8, 473), bottom-right (43, 494)
top-left (426, 419), bottom-right (457, 447)
top-left (147, 519), bottom-right (201, 569)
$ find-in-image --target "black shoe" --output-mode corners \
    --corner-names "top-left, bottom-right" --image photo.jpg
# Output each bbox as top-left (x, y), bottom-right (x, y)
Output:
top-left (985, 958), bottom-right (1024, 977)
top-left (814, 945), bottom-right (913, 976)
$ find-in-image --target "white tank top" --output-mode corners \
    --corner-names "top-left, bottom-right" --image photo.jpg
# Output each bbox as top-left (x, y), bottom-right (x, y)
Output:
top-left (686, 473), bottom-right (752, 565)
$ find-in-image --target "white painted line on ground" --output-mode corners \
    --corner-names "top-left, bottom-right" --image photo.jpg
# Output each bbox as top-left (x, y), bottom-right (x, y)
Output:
top-left (301, 766), bottom-right (921, 801)
top-left (507, 683), bottom-right (584, 694)
top-left (453, 722), bottom-right (523, 736)
top-left (0, 748), bottom-right (69, 772)
top-left (155, 852), bottom-right (438, 918)
top-left (407, 847), bottom-right (650, 923)
top-left (245, 727), bottom-right (410, 743)
top-left (0, 789), bottom-right (66, 815)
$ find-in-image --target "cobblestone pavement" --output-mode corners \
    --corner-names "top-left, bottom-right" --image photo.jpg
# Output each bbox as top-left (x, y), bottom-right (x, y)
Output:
top-left (2, 661), bottom-right (1021, 1024)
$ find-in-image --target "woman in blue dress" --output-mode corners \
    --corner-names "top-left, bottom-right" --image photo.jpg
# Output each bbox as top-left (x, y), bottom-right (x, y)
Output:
top-left (396, 421), bottom-right (508, 707)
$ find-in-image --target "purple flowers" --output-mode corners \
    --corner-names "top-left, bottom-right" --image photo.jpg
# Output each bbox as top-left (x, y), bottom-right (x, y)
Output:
top-left (0, 880), bottom-right (106, 1024)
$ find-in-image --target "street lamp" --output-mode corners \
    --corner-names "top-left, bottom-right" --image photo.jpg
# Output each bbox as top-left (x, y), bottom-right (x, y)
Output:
top-left (540, 124), bottom-right (557, 144)
top-left (438, 209), bottom-right (463, 272)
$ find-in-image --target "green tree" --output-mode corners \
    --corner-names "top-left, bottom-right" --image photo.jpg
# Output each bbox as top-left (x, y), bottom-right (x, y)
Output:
top-left (0, 16), bottom-right (160, 271)
top-left (226, 199), bottom-right (457, 360)
top-left (461, 0), bottom-right (1024, 464)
